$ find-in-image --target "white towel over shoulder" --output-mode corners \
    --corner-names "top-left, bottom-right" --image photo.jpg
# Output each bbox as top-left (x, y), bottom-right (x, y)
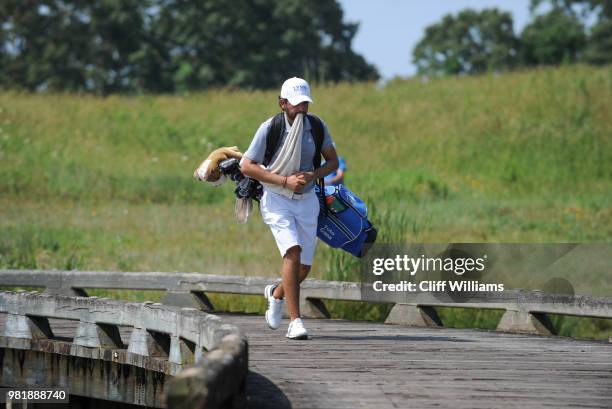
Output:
top-left (235, 113), bottom-right (303, 223)
top-left (260, 113), bottom-right (304, 198)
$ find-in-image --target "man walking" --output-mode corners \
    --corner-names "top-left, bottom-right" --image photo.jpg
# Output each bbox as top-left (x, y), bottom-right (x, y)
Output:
top-left (241, 77), bottom-right (339, 340)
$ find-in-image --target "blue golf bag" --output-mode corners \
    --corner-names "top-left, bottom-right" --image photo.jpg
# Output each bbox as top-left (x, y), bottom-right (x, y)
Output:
top-left (315, 184), bottom-right (377, 258)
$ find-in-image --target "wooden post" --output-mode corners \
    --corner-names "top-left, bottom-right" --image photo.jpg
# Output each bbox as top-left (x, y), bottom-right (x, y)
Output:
top-left (300, 297), bottom-right (331, 319)
top-left (169, 336), bottom-right (196, 365)
top-left (3, 314), bottom-right (32, 339)
top-left (73, 322), bottom-right (124, 348)
top-left (496, 310), bottom-right (555, 336)
top-left (44, 286), bottom-right (88, 297)
top-left (161, 291), bottom-right (215, 311)
top-left (128, 328), bottom-right (170, 357)
top-left (385, 304), bottom-right (442, 327)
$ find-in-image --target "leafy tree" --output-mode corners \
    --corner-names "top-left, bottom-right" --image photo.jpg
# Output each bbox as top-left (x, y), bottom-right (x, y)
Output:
top-left (530, 0), bottom-right (612, 65)
top-left (0, 0), bottom-right (378, 93)
top-left (1, 1), bottom-right (90, 91)
top-left (147, 0), bottom-right (378, 91)
top-left (413, 8), bottom-right (519, 76)
top-left (583, 19), bottom-right (612, 64)
top-left (530, 0), bottom-right (612, 20)
top-left (520, 7), bottom-right (586, 66)
top-left (0, 0), bottom-right (151, 93)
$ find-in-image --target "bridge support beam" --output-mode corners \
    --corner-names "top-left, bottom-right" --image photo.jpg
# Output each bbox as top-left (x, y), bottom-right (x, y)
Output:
top-left (281, 297), bottom-right (331, 319)
top-left (497, 310), bottom-right (555, 336)
top-left (385, 304), bottom-right (442, 327)
top-left (44, 286), bottom-right (88, 297)
top-left (3, 314), bottom-right (32, 339)
top-left (161, 291), bottom-right (214, 311)
top-left (300, 297), bottom-right (331, 319)
top-left (2, 314), bottom-right (54, 339)
top-left (74, 322), bottom-right (124, 348)
top-left (169, 336), bottom-right (196, 365)
top-left (129, 328), bottom-right (170, 357)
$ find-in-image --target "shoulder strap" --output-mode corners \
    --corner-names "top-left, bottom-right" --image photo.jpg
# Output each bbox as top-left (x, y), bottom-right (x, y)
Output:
top-left (262, 112), bottom-right (327, 203)
top-left (263, 113), bottom-right (285, 167)
top-left (263, 112), bottom-right (325, 168)
top-left (306, 113), bottom-right (327, 205)
top-left (307, 114), bottom-right (324, 169)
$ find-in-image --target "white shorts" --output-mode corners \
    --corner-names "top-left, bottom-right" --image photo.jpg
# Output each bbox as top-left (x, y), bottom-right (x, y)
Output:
top-left (260, 189), bottom-right (320, 265)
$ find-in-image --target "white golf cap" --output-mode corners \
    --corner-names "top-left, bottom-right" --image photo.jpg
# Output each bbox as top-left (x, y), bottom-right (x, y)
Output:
top-left (280, 77), bottom-right (313, 105)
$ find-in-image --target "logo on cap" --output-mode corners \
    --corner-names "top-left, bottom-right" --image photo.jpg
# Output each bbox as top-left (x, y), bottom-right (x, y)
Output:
top-left (281, 77), bottom-right (313, 105)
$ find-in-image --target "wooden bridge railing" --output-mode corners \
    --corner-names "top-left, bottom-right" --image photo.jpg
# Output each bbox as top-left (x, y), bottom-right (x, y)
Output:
top-left (1, 269), bottom-right (611, 338)
top-left (0, 290), bottom-right (248, 408)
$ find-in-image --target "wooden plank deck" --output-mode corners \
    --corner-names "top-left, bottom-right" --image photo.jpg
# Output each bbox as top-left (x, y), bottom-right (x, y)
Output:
top-left (1, 312), bottom-right (611, 408)
top-left (221, 313), bottom-right (612, 409)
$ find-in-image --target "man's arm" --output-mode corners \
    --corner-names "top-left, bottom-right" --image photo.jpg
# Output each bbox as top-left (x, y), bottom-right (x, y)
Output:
top-left (325, 156), bottom-right (345, 184)
top-left (315, 146), bottom-right (339, 180)
top-left (296, 145), bottom-right (339, 184)
top-left (241, 158), bottom-right (307, 192)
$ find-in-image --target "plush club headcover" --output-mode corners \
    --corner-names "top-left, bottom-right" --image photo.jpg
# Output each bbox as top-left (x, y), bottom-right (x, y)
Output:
top-left (193, 146), bottom-right (243, 186)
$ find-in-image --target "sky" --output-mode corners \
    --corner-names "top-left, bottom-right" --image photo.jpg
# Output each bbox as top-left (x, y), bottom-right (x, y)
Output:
top-left (338, 0), bottom-right (532, 79)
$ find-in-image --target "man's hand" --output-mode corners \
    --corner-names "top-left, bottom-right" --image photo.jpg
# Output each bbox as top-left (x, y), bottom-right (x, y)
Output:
top-left (294, 171), bottom-right (316, 184)
top-left (285, 174), bottom-right (307, 192)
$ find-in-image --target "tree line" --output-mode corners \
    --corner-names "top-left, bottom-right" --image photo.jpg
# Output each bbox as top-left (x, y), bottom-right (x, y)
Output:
top-left (1, 0), bottom-right (610, 94)
top-left (413, 0), bottom-right (612, 76)
top-left (0, 0), bottom-right (378, 94)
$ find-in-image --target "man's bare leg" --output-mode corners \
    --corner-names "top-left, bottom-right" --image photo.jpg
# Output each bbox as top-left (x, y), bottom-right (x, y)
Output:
top-left (273, 263), bottom-right (311, 300)
top-left (279, 246), bottom-right (302, 320)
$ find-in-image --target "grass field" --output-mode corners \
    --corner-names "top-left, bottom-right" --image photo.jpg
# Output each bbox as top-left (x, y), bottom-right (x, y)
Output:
top-left (1, 65), bottom-right (611, 339)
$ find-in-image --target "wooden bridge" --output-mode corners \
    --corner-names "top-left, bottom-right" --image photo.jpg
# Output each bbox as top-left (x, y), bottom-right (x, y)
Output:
top-left (1, 270), bottom-right (611, 408)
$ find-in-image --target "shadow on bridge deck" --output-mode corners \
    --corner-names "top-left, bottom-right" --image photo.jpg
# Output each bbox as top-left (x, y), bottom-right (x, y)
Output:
top-left (247, 371), bottom-right (292, 409)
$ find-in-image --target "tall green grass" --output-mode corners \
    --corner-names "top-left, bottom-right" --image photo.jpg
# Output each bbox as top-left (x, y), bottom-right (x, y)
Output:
top-left (1, 65), bottom-right (611, 339)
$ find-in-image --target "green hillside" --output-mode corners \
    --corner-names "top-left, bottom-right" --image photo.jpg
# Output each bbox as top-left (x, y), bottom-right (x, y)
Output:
top-left (1, 65), bottom-right (611, 339)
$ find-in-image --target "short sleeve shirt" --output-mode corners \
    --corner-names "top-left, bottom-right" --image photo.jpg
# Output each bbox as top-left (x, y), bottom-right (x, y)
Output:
top-left (244, 114), bottom-right (334, 193)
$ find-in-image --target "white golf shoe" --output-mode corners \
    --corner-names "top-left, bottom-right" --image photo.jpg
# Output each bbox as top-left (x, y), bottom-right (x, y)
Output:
top-left (264, 284), bottom-right (283, 330)
top-left (286, 318), bottom-right (308, 340)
